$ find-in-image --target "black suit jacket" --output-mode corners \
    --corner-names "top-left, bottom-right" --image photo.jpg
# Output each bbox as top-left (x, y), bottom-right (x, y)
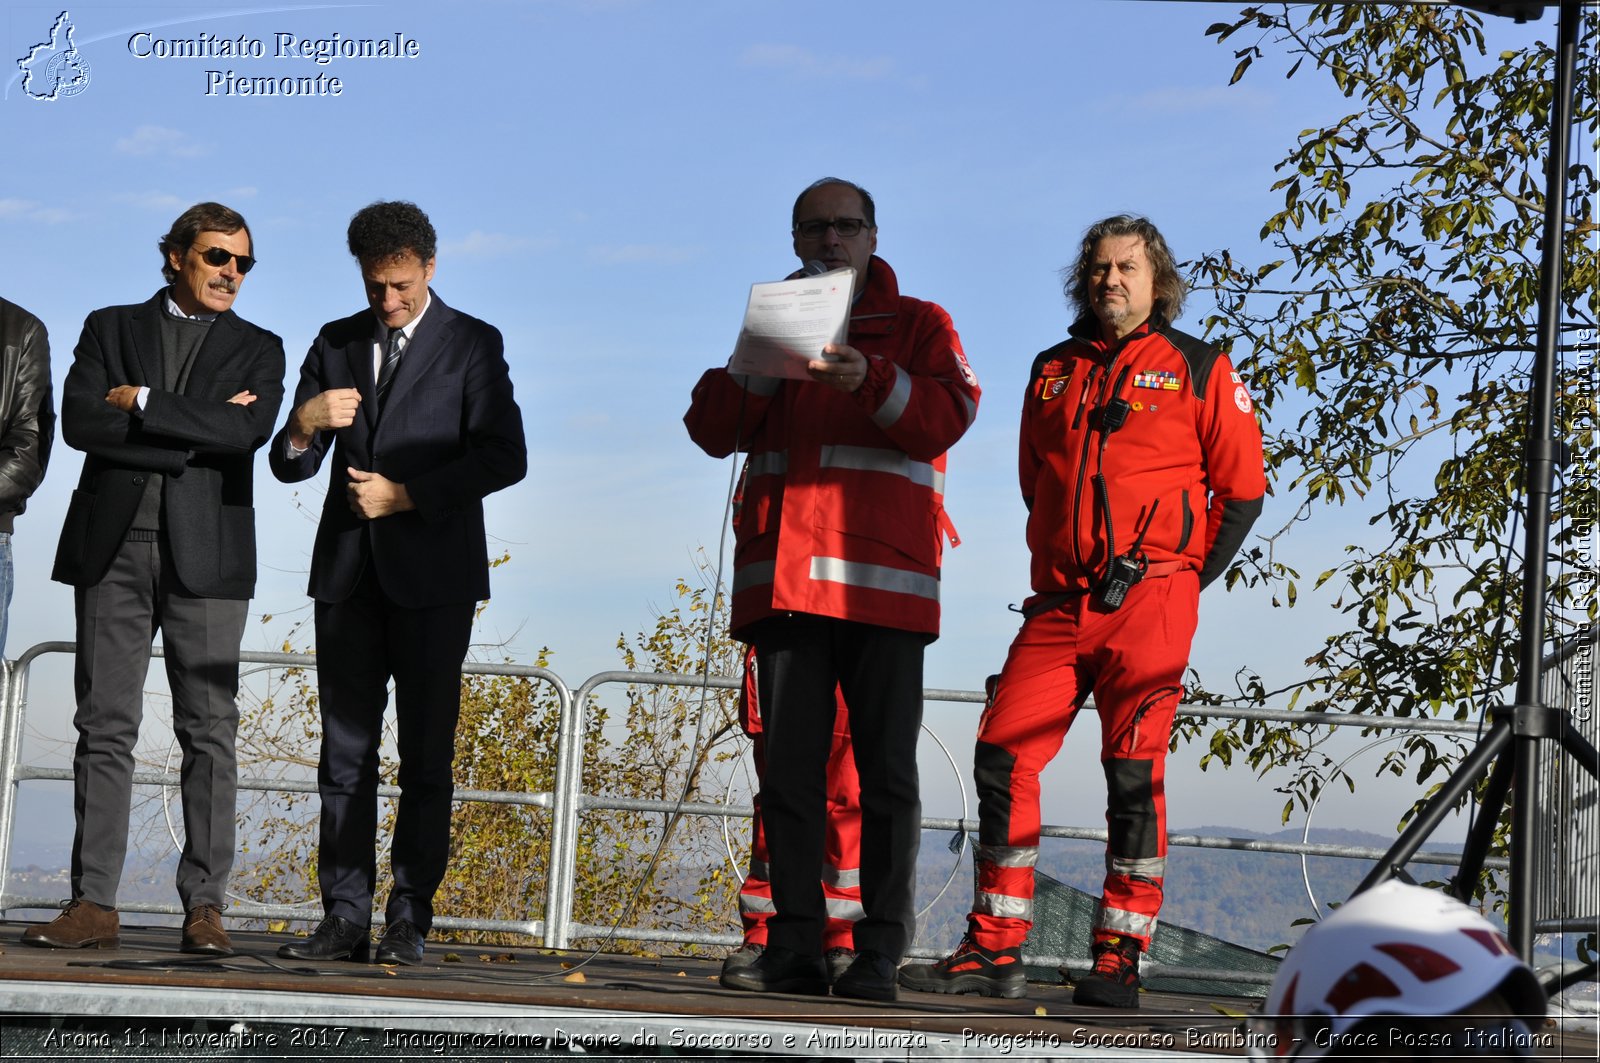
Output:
top-left (268, 291), bottom-right (526, 608)
top-left (52, 290), bottom-right (286, 599)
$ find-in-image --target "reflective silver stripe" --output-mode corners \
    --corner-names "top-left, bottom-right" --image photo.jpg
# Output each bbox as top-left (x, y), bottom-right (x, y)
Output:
top-left (809, 556), bottom-right (939, 601)
top-left (1095, 905), bottom-right (1157, 938)
top-left (871, 365), bottom-right (913, 429)
top-left (746, 451), bottom-right (787, 479)
top-left (739, 895), bottom-right (776, 916)
top-left (1107, 855), bottom-right (1166, 878)
top-left (975, 892), bottom-right (1033, 920)
top-left (825, 897), bottom-right (866, 922)
top-left (819, 445), bottom-right (942, 491)
top-left (961, 393), bottom-right (978, 426)
top-left (733, 560), bottom-right (776, 595)
top-left (748, 858), bottom-right (771, 881)
top-left (824, 865), bottom-right (861, 889)
top-left (976, 844), bottom-right (1039, 869)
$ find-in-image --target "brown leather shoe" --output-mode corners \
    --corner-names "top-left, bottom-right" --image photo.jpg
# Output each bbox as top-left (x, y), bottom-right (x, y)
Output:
top-left (21, 900), bottom-right (120, 950)
top-left (181, 904), bottom-right (233, 956)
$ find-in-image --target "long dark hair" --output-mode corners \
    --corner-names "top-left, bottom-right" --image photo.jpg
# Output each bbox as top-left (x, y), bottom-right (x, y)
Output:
top-left (1065, 214), bottom-right (1186, 327)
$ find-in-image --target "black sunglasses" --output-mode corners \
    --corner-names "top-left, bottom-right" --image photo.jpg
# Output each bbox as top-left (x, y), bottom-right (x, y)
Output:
top-left (195, 245), bottom-right (256, 274)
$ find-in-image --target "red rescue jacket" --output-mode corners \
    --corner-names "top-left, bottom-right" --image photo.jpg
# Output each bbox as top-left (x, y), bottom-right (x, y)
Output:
top-left (1021, 318), bottom-right (1265, 595)
top-left (686, 256), bottom-right (979, 639)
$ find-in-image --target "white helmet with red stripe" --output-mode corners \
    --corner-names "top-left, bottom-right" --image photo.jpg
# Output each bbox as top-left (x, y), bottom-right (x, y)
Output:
top-left (1248, 879), bottom-right (1546, 1059)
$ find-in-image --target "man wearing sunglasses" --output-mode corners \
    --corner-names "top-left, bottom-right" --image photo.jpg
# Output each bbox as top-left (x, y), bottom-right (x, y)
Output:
top-left (30, 202), bottom-right (284, 956)
top-left (271, 200), bottom-right (526, 967)
top-left (685, 177), bottom-right (980, 1001)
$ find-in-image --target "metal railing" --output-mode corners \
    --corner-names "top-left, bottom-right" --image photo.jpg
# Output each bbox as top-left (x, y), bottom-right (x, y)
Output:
top-left (0, 640), bottom-right (1499, 969)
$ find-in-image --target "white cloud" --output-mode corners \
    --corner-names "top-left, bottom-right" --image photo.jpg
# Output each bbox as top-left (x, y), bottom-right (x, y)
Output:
top-left (738, 44), bottom-right (894, 81)
top-left (115, 125), bottom-right (206, 157)
top-left (586, 243), bottom-right (698, 266)
top-left (227, 186), bottom-right (260, 200)
top-left (0, 198), bottom-right (73, 223)
top-left (440, 230), bottom-right (553, 258)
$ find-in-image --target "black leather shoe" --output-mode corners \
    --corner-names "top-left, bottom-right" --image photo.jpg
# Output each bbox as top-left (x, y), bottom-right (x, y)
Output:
top-left (276, 916), bottom-right (369, 962)
top-left (832, 949), bottom-right (899, 1001)
top-left (374, 919), bottom-right (425, 966)
top-left (719, 944), bottom-right (827, 995)
top-left (719, 942), bottom-right (764, 980)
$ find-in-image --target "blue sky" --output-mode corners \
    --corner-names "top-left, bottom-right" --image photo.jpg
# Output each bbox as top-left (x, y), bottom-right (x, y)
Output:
top-left (3, 0), bottom-right (1557, 874)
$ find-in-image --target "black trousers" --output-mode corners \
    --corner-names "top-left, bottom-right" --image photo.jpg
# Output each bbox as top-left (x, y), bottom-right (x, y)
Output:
top-left (313, 562), bottom-right (473, 933)
top-left (751, 614), bottom-right (925, 960)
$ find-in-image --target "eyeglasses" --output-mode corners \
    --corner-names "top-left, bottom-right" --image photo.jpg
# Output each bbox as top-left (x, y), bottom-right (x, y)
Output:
top-left (195, 245), bottom-right (256, 274)
top-left (793, 218), bottom-right (870, 239)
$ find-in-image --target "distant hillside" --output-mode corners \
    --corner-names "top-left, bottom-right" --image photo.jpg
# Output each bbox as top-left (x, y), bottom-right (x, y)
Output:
top-left (7, 824), bottom-right (1504, 961)
top-left (910, 825), bottom-right (1468, 956)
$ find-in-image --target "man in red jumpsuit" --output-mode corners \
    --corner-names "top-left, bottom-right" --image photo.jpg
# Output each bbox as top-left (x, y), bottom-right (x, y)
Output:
top-left (685, 177), bottom-right (979, 1001)
top-left (900, 215), bottom-right (1265, 1008)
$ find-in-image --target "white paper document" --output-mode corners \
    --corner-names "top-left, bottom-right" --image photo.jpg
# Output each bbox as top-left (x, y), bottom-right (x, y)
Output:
top-left (725, 267), bottom-right (854, 380)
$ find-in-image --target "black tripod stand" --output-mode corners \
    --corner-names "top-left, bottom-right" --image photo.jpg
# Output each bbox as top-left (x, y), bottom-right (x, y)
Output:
top-left (1353, 0), bottom-right (1598, 968)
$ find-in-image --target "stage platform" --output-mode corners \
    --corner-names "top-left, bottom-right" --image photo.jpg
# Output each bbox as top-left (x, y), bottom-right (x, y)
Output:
top-left (0, 922), bottom-right (1588, 1061)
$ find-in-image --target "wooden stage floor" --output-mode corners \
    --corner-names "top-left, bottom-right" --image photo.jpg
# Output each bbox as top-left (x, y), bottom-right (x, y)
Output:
top-left (0, 921), bottom-right (1587, 1061)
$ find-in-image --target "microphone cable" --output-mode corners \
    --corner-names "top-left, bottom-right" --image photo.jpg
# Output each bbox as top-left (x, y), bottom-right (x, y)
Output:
top-left (530, 268), bottom-right (828, 977)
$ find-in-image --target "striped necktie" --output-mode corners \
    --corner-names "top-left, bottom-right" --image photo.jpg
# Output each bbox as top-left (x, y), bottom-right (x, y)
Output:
top-left (377, 328), bottom-right (406, 408)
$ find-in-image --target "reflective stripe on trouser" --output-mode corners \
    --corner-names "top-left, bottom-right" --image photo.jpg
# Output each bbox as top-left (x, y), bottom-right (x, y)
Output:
top-left (1091, 757), bottom-right (1169, 948)
top-left (973, 842), bottom-right (1038, 923)
top-left (966, 573), bottom-right (1198, 953)
top-left (739, 687), bottom-right (862, 950)
top-left (1096, 901), bottom-right (1158, 942)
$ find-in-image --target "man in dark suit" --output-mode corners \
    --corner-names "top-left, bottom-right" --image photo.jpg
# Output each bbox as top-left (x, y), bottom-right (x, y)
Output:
top-left (26, 202), bottom-right (284, 955)
top-left (272, 201), bottom-right (526, 966)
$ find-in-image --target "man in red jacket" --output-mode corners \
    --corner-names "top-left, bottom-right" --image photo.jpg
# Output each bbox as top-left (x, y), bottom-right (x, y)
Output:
top-left (685, 177), bottom-right (979, 1001)
top-left (900, 215), bottom-right (1265, 1008)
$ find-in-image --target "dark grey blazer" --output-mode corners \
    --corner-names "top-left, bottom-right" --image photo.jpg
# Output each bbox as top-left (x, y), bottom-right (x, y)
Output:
top-left (52, 290), bottom-right (286, 599)
top-left (268, 291), bottom-right (526, 608)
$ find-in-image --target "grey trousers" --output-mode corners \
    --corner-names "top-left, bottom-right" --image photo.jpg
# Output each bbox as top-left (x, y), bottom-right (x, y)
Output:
top-left (70, 535), bottom-right (247, 910)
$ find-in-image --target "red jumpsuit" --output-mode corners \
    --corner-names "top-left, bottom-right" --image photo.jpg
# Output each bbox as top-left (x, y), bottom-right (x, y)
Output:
top-left (968, 319), bottom-right (1264, 954)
